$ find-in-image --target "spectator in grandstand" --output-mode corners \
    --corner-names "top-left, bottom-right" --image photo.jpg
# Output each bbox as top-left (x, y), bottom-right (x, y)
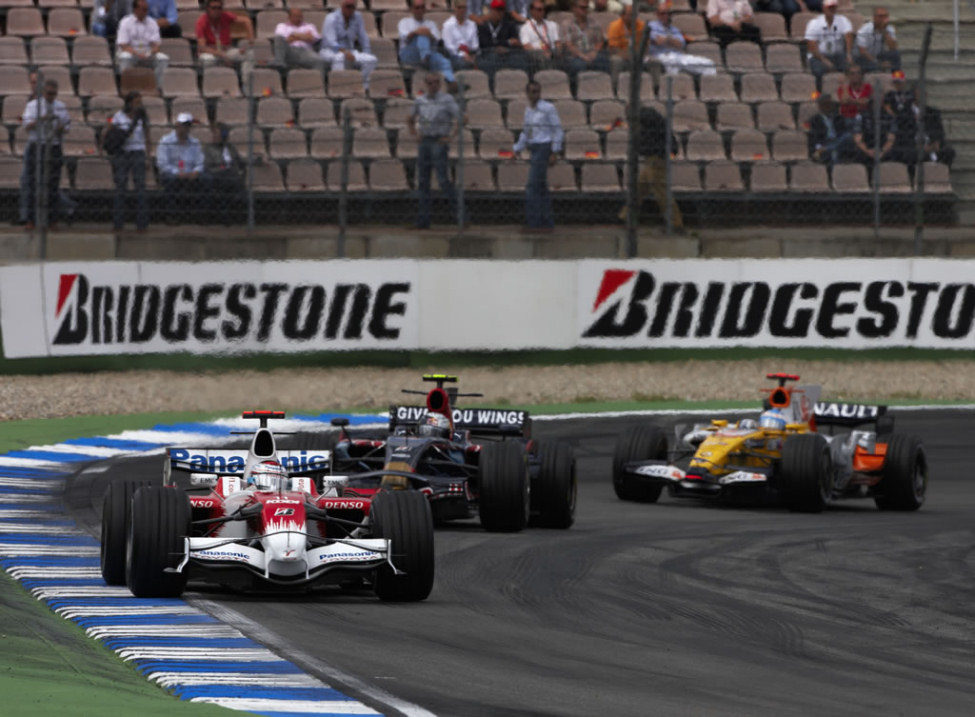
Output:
top-left (804, 0), bottom-right (854, 85)
top-left (408, 72), bottom-right (460, 229)
top-left (204, 122), bottom-right (245, 223)
top-left (520, 0), bottom-right (560, 73)
top-left (913, 94), bottom-right (956, 167)
top-left (883, 70), bottom-right (914, 119)
top-left (196, 0), bottom-right (254, 69)
top-left (512, 81), bottom-right (563, 231)
top-left (20, 79), bottom-right (70, 230)
top-left (807, 94), bottom-right (854, 166)
top-left (321, 1), bottom-right (379, 87)
top-left (273, 8), bottom-right (324, 70)
top-left (836, 64), bottom-right (872, 119)
top-left (851, 105), bottom-right (898, 165)
top-left (706, 0), bottom-right (760, 47)
top-left (147, 0), bottom-right (181, 38)
top-left (855, 6), bottom-right (900, 72)
top-left (116, 0), bottom-right (170, 89)
top-left (648, 2), bottom-right (717, 76)
top-left (400, 0), bottom-right (457, 90)
top-left (467, 0), bottom-right (487, 24)
top-left (605, 0), bottom-right (644, 75)
top-left (442, 0), bottom-right (480, 71)
top-left (618, 104), bottom-right (683, 230)
top-left (156, 113), bottom-right (208, 219)
top-left (753, 0), bottom-right (799, 26)
top-left (109, 91), bottom-right (150, 232)
top-left (93, 0), bottom-right (131, 38)
top-left (478, 0), bottom-right (529, 77)
top-left (561, 0), bottom-right (612, 81)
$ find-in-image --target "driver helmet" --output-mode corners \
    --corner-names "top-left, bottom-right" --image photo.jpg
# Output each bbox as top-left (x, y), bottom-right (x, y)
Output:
top-left (248, 460), bottom-right (288, 490)
top-left (418, 412), bottom-right (451, 438)
top-left (759, 408), bottom-right (787, 431)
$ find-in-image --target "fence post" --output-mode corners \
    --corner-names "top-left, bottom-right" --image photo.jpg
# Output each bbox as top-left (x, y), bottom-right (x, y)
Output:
top-left (456, 82), bottom-right (466, 233)
top-left (245, 59), bottom-right (255, 234)
top-left (872, 91), bottom-right (881, 235)
top-left (624, 23), bottom-right (652, 258)
top-left (338, 106), bottom-right (350, 258)
top-left (664, 74), bottom-right (674, 237)
top-left (35, 68), bottom-right (48, 258)
top-left (913, 24), bottom-right (933, 255)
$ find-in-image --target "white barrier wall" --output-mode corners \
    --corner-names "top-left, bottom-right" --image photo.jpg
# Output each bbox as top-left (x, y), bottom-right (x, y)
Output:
top-left (1, 259), bottom-right (973, 357)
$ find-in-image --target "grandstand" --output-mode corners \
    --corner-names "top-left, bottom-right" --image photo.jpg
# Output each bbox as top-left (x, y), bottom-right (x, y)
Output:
top-left (0, 0), bottom-right (969, 239)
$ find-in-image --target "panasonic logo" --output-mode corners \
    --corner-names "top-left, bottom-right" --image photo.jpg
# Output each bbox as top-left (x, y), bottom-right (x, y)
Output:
top-left (170, 449), bottom-right (328, 472)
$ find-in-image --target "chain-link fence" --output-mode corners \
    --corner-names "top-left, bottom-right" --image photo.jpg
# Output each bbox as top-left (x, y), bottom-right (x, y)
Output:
top-left (8, 2), bottom-right (958, 256)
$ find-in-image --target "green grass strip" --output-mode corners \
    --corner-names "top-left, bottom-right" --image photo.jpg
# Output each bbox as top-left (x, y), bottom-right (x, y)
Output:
top-left (0, 573), bottom-right (233, 717)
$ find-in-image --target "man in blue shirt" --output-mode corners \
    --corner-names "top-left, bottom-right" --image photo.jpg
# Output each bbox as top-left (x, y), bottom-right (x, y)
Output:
top-left (320, 0), bottom-right (377, 88)
top-left (512, 81), bottom-right (563, 231)
top-left (147, 0), bottom-right (180, 38)
top-left (156, 113), bottom-right (209, 222)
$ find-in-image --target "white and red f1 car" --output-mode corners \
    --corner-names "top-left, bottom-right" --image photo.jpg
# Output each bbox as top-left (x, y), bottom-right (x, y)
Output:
top-left (100, 411), bottom-right (434, 601)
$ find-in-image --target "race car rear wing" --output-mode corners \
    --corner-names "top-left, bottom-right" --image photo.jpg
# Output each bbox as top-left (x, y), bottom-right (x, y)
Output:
top-left (813, 402), bottom-right (889, 428)
top-left (388, 405), bottom-right (530, 437)
top-left (168, 448), bottom-right (331, 476)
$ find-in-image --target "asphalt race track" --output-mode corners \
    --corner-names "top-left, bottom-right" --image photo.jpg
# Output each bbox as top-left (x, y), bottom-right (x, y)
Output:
top-left (66, 410), bottom-right (975, 717)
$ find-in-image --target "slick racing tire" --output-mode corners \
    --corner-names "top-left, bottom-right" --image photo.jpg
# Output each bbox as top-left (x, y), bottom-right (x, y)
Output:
top-left (874, 434), bottom-right (927, 511)
top-left (478, 441), bottom-right (530, 532)
top-left (779, 433), bottom-right (833, 513)
top-left (370, 490), bottom-right (435, 602)
top-left (530, 441), bottom-right (577, 529)
top-left (126, 485), bottom-right (191, 598)
top-left (100, 480), bottom-right (145, 586)
top-left (612, 425), bottom-right (667, 502)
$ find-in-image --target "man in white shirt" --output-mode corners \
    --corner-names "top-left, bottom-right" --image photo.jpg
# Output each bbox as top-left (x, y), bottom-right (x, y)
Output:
top-left (399, 0), bottom-right (456, 88)
top-left (804, 0), bottom-right (854, 84)
top-left (519, 0), bottom-right (559, 72)
top-left (273, 8), bottom-right (324, 69)
top-left (320, 0), bottom-right (377, 87)
top-left (512, 81), bottom-right (563, 231)
top-left (442, 0), bottom-right (479, 71)
top-left (855, 6), bottom-right (900, 72)
top-left (21, 79), bottom-right (71, 230)
top-left (116, 0), bottom-right (169, 88)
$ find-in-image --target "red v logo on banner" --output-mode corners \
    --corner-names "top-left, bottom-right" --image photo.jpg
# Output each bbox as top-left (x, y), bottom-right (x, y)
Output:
top-left (56, 274), bottom-right (78, 317)
top-left (592, 270), bottom-right (635, 312)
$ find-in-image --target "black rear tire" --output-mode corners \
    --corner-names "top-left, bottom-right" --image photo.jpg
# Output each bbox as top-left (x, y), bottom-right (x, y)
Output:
top-left (875, 433), bottom-right (926, 511)
top-left (100, 480), bottom-right (145, 586)
top-left (612, 425), bottom-right (667, 502)
top-left (125, 486), bottom-right (190, 598)
top-left (531, 441), bottom-right (576, 529)
top-left (779, 433), bottom-right (833, 513)
top-left (478, 441), bottom-right (530, 532)
top-left (370, 490), bottom-right (435, 602)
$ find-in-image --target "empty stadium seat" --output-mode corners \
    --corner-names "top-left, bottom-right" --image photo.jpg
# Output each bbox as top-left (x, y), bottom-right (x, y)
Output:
top-left (368, 69), bottom-right (407, 99)
top-left (617, 71), bottom-right (654, 101)
top-left (877, 162), bottom-right (912, 193)
top-left (86, 95), bottom-right (123, 125)
top-left (288, 69), bottom-right (326, 98)
top-left (203, 67), bottom-right (241, 98)
top-left (725, 42), bottom-right (764, 73)
top-left (790, 12), bottom-right (818, 39)
top-left (456, 70), bottom-right (491, 99)
top-left (921, 162), bottom-right (953, 194)
top-left (771, 130), bottom-right (807, 161)
top-left (548, 161), bottom-right (577, 192)
top-left (160, 38), bottom-right (194, 66)
top-left (789, 161), bottom-right (830, 192)
top-left (269, 127), bottom-right (309, 158)
top-left (119, 67), bottom-right (157, 97)
top-left (255, 9), bottom-right (288, 38)
top-left (715, 102), bottom-right (754, 130)
top-left (251, 161), bottom-right (286, 191)
top-left (459, 160), bottom-right (495, 191)
top-left (780, 73), bottom-right (817, 103)
top-left (657, 72), bottom-right (695, 102)
top-left (395, 128), bottom-right (418, 159)
top-left (215, 97), bottom-right (250, 125)
top-left (535, 69), bottom-right (572, 100)
top-left (704, 160), bottom-right (744, 191)
top-left (671, 161), bottom-right (702, 191)
top-left (752, 13), bottom-right (788, 43)
top-left (671, 12), bottom-right (706, 38)
top-left (352, 127), bottom-right (391, 158)
top-left (756, 101), bottom-right (796, 131)
top-left (381, 98), bottom-right (413, 129)
top-left (478, 128), bottom-right (516, 159)
top-left (62, 125), bottom-right (99, 157)
top-left (73, 158), bottom-right (114, 189)
top-left (338, 97), bottom-right (378, 127)
top-left (328, 70), bottom-right (369, 99)
top-left (686, 130), bottom-right (726, 161)
top-left (575, 71), bottom-right (613, 102)
top-left (764, 44), bottom-right (803, 74)
top-left (256, 96), bottom-right (294, 127)
top-left (820, 72), bottom-right (844, 99)
top-left (672, 100), bottom-right (710, 132)
top-left (0, 37), bottom-right (29, 65)
top-left (31, 37), bottom-right (69, 65)
top-left (749, 161), bottom-right (786, 192)
top-left (589, 100), bottom-right (626, 130)
top-left (506, 98), bottom-right (527, 130)
top-left (0, 66), bottom-right (36, 96)
top-left (730, 128), bottom-right (769, 161)
top-left (326, 159), bottom-right (367, 191)
top-left (48, 8), bottom-right (87, 37)
top-left (296, 98), bottom-right (336, 127)
top-left (229, 126), bottom-right (268, 159)
top-left (159, 68), bottom-right (199, 98)
top-left (493, 69), bottom-right (529, 100)
top-left (739, 73), bottom-right (779, 103)
top-left (310, 126), bottom-right (345, 159)
top-left (554, 99), bottom-right (587, 130)
top-left (497, 162), bottom-right (529, 191)
top-left (249, 68), bottom-right (284, 97)
top-left (2, 96), bottom-right (28, 125)
top-left (72, 35), bottom-right (112, 66)
top-left (604, 129), bottom-right (627, 160)
top-left (564, 128), bottom-right (602, 160)
top-left (140, 95), bottom-right (167, 127)
top-left (686, 41), bottom-right (722, 67)
top-left (371, 37), bottom-right (396, 66)
top-left (6, 9), bottom-right (46, 37)
top-left (0, 157), bottom-right (23, 188)
top-left (368, 158), bottom-right (409, 191)
top-left (699, 73), bottom-right (737, 103)
top-left (466, 99), bottom-right (504, 130)
top-left (831, 163), bottom-right (870, 192)
top-left (580, 163), bottom-right (620, 192)
top-left (286, 159), bottom-right (325, 192)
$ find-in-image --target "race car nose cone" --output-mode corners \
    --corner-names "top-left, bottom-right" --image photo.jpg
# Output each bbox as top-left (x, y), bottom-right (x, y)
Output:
top-left (263, 530), bottom-right (305, 562)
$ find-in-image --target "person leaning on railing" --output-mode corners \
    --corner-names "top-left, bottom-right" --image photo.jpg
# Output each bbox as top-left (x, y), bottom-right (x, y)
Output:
top-left (108, 90), bottom-right (150, 232)
top-left (21, 79), bottom-right (70, 231)
top-left (617, 104), bottom-right (683, 231)
top-left (155, 112), bottom-right (209, 224)
top-left (203, 122), bottom-right (245, 224)
top-left (408, 72), bottom-right (460, 230)
top-left (512, 80), bottom-right (563, 232)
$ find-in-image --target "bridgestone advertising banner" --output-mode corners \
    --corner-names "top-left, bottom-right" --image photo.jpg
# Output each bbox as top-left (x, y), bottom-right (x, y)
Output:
top-left (2, 259), bottom-right (974, 357)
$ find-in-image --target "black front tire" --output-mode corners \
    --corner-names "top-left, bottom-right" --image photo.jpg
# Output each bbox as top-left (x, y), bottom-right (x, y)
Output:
top-left (612, 425), bottom-right (667, 502)
top-left (531, 441), bottom-right (576, 529)
top-left (478, 441), bottom-right (530, 532)
top-left (370, 490), bottom-right (435, 602)
top-left (125, 486), bottom-right (190, 598)
top-left (100, 480), bottom-right (144, 586)
top-left (875, 433), bottom-right (926, 511)
top-left (779, 433), bottom-right (833, 513)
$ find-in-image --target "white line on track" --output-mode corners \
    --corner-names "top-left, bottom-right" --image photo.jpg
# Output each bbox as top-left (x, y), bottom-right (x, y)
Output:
top-left (192, 598), bottom-right (438, 717)
top-left (187, 697), bottom-right (381, 714)
top-left (150, 673), bottom-right (324, 688)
